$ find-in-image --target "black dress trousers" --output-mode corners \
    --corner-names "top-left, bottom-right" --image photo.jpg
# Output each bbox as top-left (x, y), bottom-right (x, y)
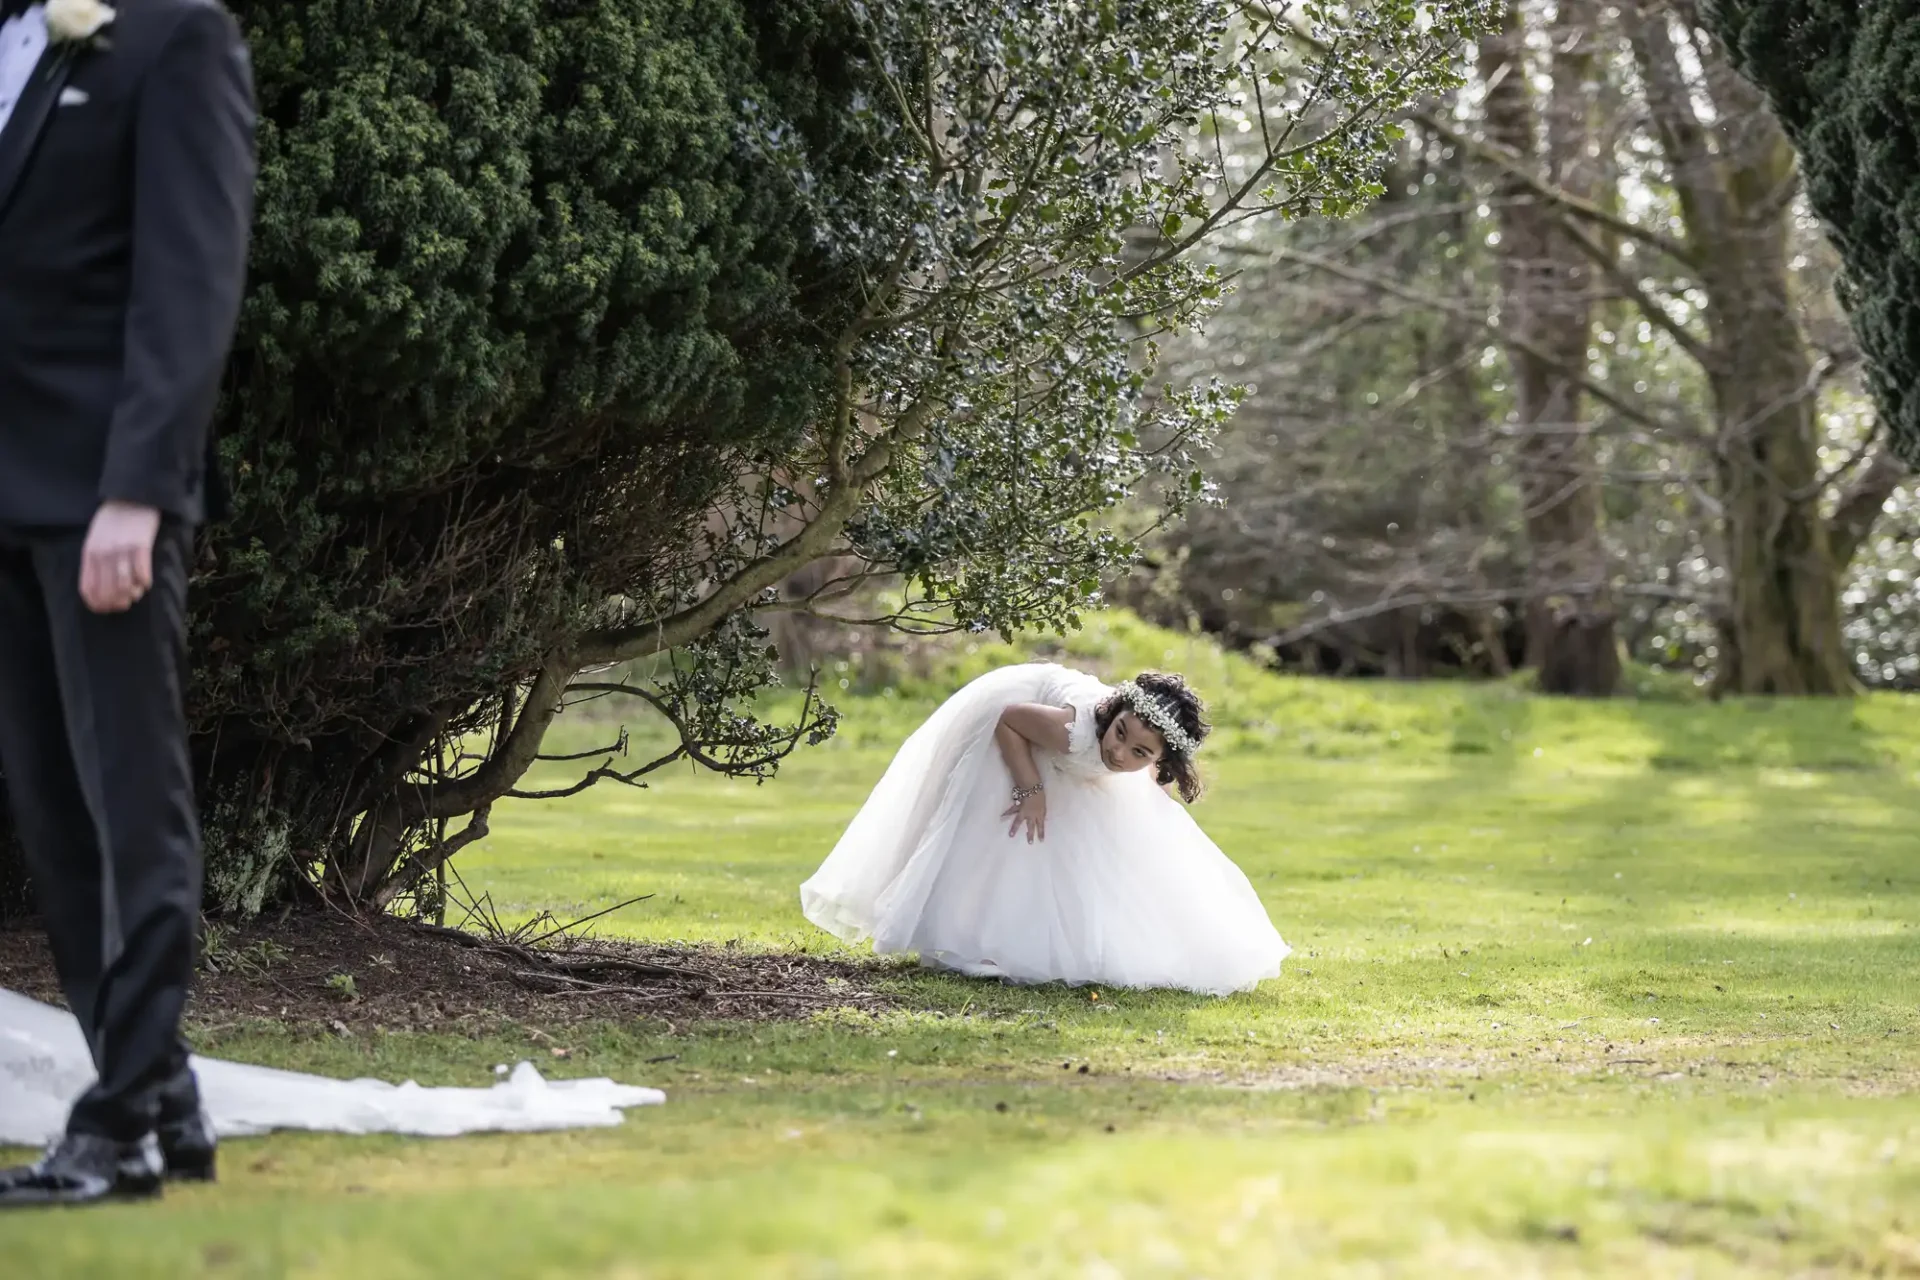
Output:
top-left (0, 523), bottom-right (202, 1139)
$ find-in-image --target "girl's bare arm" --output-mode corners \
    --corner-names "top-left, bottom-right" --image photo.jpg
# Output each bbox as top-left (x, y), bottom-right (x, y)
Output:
top-left (995, 702), bottom-right (1074, 784)
top-left (995, 704), bottom-right (1074, 843)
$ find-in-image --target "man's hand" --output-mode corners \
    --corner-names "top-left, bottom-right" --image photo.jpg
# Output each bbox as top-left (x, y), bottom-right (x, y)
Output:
top-left (80, 501), bottom-right (163, 614)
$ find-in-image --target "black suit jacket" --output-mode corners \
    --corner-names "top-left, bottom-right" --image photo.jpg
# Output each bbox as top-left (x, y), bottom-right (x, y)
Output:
top-left (0, 0), bottom-right (255, 529)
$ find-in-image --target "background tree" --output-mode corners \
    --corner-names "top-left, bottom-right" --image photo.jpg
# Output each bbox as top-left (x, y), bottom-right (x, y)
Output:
top-left (1140, 0), bottom-right (1909, 695)
top-left (1478, 0), bottom-right (1619, 694)
top-left (1613, 0), bottom-right (1857, 693)
top-left (1131, 124), bottom-right (1526, 680)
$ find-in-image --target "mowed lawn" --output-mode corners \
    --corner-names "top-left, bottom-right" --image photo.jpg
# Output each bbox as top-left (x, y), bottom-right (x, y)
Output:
top-left (4, 616), bottom-right (1919, 1277)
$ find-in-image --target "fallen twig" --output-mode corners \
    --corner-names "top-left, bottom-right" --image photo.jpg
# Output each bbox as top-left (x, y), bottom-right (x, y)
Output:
top-left (509, 970), bottom-right (687, 1002)
top-left (709, 989), bottom-right (884, 1003)
top-left (538, 953), bottom-right (710, 981)
top-left (520, 894), bottom-right (657, 948)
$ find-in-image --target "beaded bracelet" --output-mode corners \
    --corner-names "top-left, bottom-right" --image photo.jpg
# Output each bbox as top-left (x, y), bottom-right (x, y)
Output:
top-left (1010, 782), bottom-right (1044, 805)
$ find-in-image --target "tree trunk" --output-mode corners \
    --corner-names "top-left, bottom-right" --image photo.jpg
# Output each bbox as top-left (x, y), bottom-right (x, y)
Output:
top-left (1707, 49), bottom-right (1854, 693)
top-left (1707, 304), bottom-right (1855, 693)
top-left (1624, 0), bottom-right (1854, 694)
top-left (1479, 0), bottom-right (1620, 696)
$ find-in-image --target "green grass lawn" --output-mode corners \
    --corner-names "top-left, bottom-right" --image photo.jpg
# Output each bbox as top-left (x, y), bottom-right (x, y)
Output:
top-left (5, 615), bottom-right (1919, 1277)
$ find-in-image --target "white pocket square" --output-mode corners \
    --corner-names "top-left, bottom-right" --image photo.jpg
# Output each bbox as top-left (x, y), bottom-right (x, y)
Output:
top-left (57, 87), bottom-right (89, 107)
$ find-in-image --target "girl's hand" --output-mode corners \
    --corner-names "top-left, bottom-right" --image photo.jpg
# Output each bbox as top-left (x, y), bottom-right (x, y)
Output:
top-left (1003, 791), bottom-right (1047, 843)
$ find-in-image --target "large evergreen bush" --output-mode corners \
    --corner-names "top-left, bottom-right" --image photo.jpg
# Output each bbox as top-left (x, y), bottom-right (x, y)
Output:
top-left (195, 0), bottom-right (874, 910)
top-left (1708, 0), bottom-right (1920, 465)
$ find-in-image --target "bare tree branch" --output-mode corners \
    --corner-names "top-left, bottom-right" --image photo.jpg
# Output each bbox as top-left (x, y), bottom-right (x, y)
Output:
top-left (1257, 243), bottom-right (1703, 441)
top-left (537, 728), bottom-right (631, 763)
top-left (1617, 0), bottom-right (1733, 246)
top-left (574, 382), bottom-right (952, 668)
top-left (1828, 445), bottom-right (1908, 568)
top-left (1556, 212), bottom-right (1719, 371)
top-left (372, 807), bottom-right (492, 912)
top-left (1408, 108), bottom-right (1697, 266)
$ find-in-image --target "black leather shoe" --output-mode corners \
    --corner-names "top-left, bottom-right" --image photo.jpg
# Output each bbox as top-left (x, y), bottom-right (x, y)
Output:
top-left (0, 1133), bottom-right (164, 1208)
top-left (156, 1108), bottom-right (217, 1182)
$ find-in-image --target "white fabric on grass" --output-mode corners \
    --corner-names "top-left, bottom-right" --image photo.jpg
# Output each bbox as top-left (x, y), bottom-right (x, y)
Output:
top-left (0, 987), bottom-right (662, 1147)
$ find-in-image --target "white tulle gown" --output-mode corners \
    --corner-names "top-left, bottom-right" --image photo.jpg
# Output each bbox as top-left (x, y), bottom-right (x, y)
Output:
top-left (0, 988), bottom-right (663, 1148)
top-left (801, 663), bottom-right (1289, 995)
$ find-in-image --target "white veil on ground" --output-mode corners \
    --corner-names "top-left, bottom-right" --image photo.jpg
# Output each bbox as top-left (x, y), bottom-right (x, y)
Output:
top-left (0, 988), bottom-right (662, 1148)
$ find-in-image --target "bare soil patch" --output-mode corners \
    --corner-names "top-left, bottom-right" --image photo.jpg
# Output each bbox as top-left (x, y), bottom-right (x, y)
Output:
top-left (1157, 1037), bottom-right (1920, 1095)
top-left (0, 910), bottom-right (901, 1034)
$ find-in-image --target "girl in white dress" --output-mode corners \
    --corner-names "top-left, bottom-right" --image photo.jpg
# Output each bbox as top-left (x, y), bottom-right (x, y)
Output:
top-left (800, 664), bottom-right (1289, 995)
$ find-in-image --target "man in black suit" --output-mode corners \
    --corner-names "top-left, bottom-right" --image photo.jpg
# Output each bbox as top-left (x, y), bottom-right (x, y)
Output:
top-left (0, 0), bottom-right (254, 1206)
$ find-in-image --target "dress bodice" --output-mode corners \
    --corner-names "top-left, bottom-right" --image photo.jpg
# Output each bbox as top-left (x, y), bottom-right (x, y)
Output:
top-left (1039, 669), bottom-right (1114, 784)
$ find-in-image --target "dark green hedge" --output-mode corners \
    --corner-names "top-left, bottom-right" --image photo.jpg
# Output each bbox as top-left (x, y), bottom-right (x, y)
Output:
top-left (181, 0), bottom-right (874, 905)
top-left (1708, 0), bottom-right (1920, 465)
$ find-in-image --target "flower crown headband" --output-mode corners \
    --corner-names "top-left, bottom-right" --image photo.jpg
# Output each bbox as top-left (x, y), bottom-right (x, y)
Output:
top-left (1111, 680), bottom-right (1199, 756)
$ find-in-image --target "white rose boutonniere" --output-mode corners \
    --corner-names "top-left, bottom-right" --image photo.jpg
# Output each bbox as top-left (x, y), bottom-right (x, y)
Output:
top-left (45, 0), bottom-right (116, 49)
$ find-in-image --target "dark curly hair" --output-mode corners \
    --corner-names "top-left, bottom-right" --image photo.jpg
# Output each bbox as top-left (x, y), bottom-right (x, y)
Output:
top-left (1094, 671), bottom-right (1210, 802)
